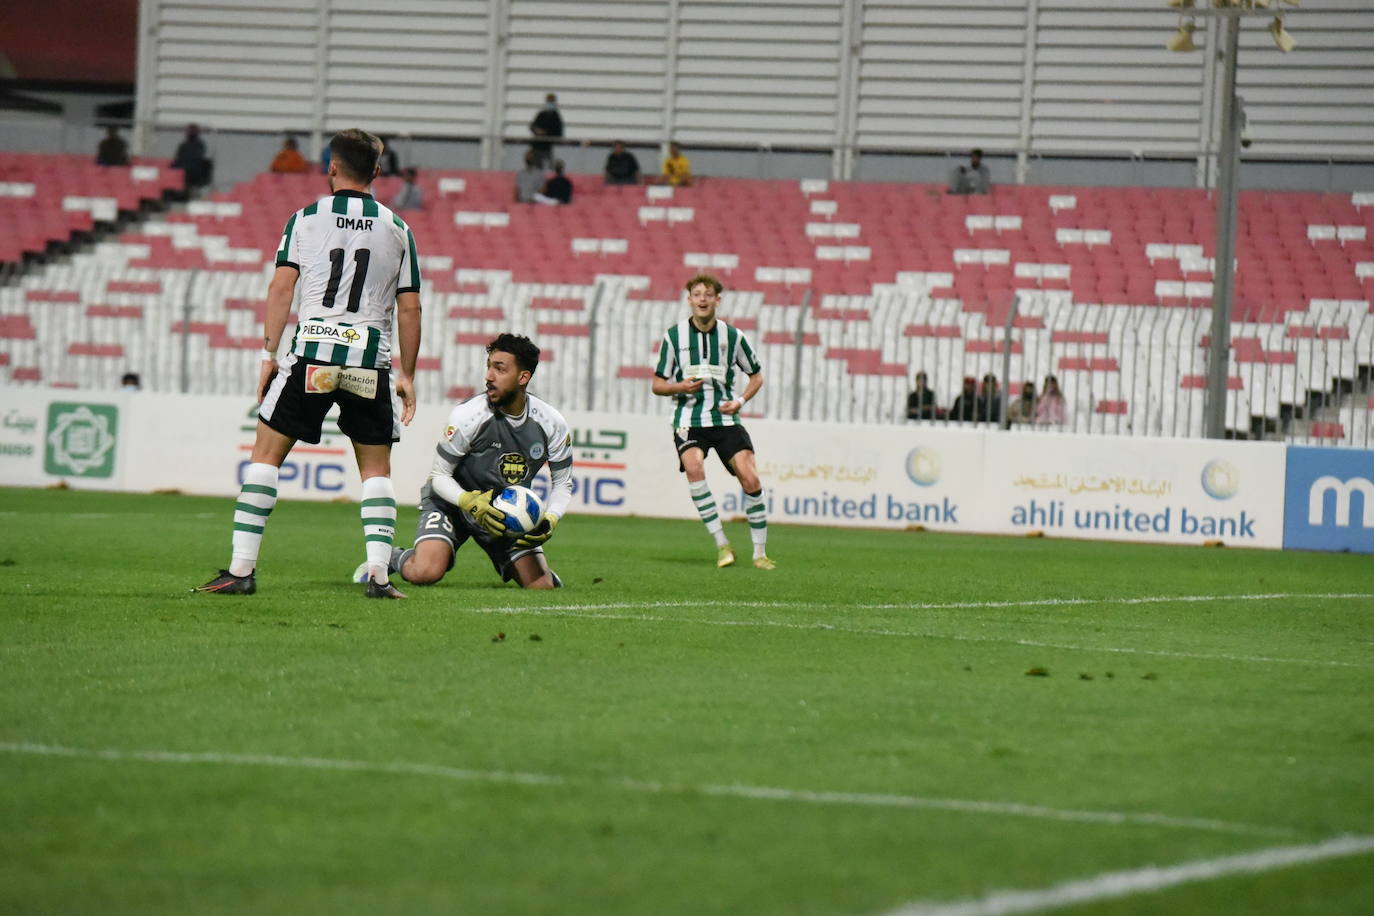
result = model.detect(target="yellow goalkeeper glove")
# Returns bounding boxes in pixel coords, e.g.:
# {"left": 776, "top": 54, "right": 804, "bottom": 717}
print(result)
{"left": 457, "top": 489, "right": 506, "bottom": 537}
{"left": 515, "top": 513, "right": 559, "bottom": 548}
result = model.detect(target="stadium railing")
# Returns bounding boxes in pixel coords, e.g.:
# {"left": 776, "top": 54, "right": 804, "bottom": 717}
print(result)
{"left": 1, "top": 162, "right": 1370, "bottom": 447}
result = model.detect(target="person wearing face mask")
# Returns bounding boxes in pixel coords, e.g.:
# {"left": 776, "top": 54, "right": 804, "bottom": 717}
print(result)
{"left": 528, "top": 92, "right": 564, "bottom": 168}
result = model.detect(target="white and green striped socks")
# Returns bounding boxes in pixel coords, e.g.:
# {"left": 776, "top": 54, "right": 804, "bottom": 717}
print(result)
{"left": 360, "top": 476, "right": 398, "bottom": 583}
{"left": 744, "top": 488, "right": 768, "bottom": 558}
{"left": 229, "top": 463, "right": 278, "bottom": 576}
{"left": 688, "top": 478, "right": 729, "bottom": 547}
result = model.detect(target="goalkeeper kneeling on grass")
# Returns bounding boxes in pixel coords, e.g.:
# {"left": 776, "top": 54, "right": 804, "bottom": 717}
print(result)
{"left": 356, "top": 333, "right": 573, "bottom": 590}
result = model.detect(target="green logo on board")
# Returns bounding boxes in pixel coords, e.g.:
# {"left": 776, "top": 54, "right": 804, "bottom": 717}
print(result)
{"left": 44, "top": 403, "right": 118, "bottom": 478}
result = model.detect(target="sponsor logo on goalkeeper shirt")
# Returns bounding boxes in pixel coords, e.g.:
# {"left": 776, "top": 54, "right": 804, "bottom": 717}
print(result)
{"left": 498, "top": 452, "right": 529, "bottom": 484}
{"left": 44, "top": 402, "right": 117, "bottom": 477}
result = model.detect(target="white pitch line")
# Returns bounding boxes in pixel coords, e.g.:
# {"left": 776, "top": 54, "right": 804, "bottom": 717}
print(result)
{"left": 469, "top": 593, "right": 1374, "bottom": 615}
{"left": 456, "top": 598, "right": 1374, "bottom": 669}
{"left": 0, "top": 741, "right": 1290, "bottom": 839}
{"left": 875, "top": 833, "right": 1374, "bottom": 916}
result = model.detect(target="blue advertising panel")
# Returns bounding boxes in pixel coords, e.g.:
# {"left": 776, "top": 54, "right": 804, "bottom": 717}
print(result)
{"left": 1283, "top": 446, "right": 1374, "bottom": 554}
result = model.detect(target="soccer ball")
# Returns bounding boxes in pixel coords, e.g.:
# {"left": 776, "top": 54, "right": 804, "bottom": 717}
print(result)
{"left": 491, "top": 485, "right": 544, "bottom": 538}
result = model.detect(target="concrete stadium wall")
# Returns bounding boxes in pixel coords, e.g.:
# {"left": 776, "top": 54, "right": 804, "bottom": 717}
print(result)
{"left": 2, "top": 386, "right": 1369, "bottom": 553}
{"left": 6, "top": 110, "right": 1374, "bottom": 195}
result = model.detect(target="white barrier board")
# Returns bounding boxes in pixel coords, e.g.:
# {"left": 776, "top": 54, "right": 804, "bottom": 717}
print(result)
{"left": 0, "top": 387, "right": 1296, "bottom": 550}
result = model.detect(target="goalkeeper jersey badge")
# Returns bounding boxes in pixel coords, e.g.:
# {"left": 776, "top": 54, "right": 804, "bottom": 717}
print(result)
{"left": 498, "top": 452, "right": 529, "bottom": 484}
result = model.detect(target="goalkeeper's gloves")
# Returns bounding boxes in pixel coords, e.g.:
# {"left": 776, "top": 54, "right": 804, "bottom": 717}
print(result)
{"left": 515, "top": 513, "right": 559, "bottom": 548}
{"left": 457, "top": 488, "right": 506, "bottom": 537}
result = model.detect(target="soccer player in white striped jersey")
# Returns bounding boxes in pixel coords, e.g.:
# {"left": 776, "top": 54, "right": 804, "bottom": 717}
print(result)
{"left": 195, "top": 128, "right": 422, "bottom": 599}
{"left": 652, "top": 273, "right": 774, "bottom": 569}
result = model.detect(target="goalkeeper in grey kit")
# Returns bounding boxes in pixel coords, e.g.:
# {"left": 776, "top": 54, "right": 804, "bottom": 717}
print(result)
{"left": 359, "top": 333, "right": 573, "bottom": 589}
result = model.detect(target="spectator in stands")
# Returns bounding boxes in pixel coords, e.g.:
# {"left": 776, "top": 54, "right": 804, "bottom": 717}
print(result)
{"left": 1035, "top": 375, "right": 1067, "bottom": 426}
{"left": 269, "top": 136, "right": 311, "bottom": 174}
{"left": 604, "top": 140, "right": 641, "bottom": 186}
{"left": 529, "top": 93, "right": 564, "bottom": 168}
{"left": 96, "top": 126, "right": 129, "bottom": 167}
{"left": 662, "top": 142, "right": 693, "bottom": 187}
{"left": 1007, "top": 381, "right": 1036, "bottom": 425}
{"left": 514, "top": 149, "right": 545, "bottom": 203}
{"left": 906, "top": 371, "right": 937, "bottom": 420}
{"left": 947, "top": 148, "right": 990, "bottom": 195}
{"left": 120, "top": 371, "right": 141, "bottom": 391}
{"left": 378, "top": 136, "right": 401, "bottom": 176}
{"left": 533, "top": 160, "right": 573, "bottom": 206}
{"left": 948, "top": 376, "right": 979, "bottom": 422}
{"left": 172, "top": 123, "right": 212, "bottom": 194}
{"left": 979, "top": 373, "right": 1002, "bottom": 423}
{"left": 391, "top": 167, "right": 423, "bottom": 210}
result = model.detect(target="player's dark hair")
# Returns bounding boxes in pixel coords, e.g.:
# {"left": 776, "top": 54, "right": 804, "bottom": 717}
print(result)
{"left": 488, "top": 333, "right": 540, "bottom": 375}
{"left": 330, "top": 128, "right": 382, "bottom": 182}
{"left": 684, "top": 272, "right": 723, "bottom": 295}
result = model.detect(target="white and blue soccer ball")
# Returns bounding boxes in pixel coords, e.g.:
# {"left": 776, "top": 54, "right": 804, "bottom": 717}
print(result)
{"left": 492, "top": 485, "right": 544, "bottom": 538}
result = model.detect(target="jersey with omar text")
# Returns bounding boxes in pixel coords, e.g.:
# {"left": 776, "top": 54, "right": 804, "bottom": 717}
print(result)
{"left": 275, "top": 189, "right": 420, "bottom": 368}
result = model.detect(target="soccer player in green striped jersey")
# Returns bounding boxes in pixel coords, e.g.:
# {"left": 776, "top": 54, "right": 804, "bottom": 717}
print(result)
{"left": 652, "top": 273, "right": 774, "bottom": 569}
{"left": 195, "top": 128, "right": 422, "bottom": 599}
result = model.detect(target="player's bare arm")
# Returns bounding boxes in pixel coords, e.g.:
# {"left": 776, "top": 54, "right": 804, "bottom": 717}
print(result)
{"left": 257, "top": 265, "right": 299, "bottom": 402}
{"left": 720, "top": 370, "right": 763, "bottom": 415}
{"left": 393, "top": 290, "right": 421, "bottom": 425}
{"left": 652, "top": 375, "right": 704, "bottom": 397}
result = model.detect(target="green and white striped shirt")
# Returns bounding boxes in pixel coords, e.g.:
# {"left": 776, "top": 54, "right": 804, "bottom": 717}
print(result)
{"left": 654, "top": 317, "right": 761, "bottom": 428}
{"left": 276, "top": 189, "right": 421, "bottom": 369}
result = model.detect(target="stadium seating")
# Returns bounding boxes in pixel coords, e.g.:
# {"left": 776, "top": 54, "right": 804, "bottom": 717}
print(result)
{"left": 0, "top": 152, "right": 182, "bottom": 267}
{"left": 1, "top": 156, "right": 1370, "bottom": 446}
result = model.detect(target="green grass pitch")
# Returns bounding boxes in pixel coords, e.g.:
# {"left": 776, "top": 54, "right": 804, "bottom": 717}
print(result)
{"left": 1, "top": 486, "right": 1372, "bottom": 915}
